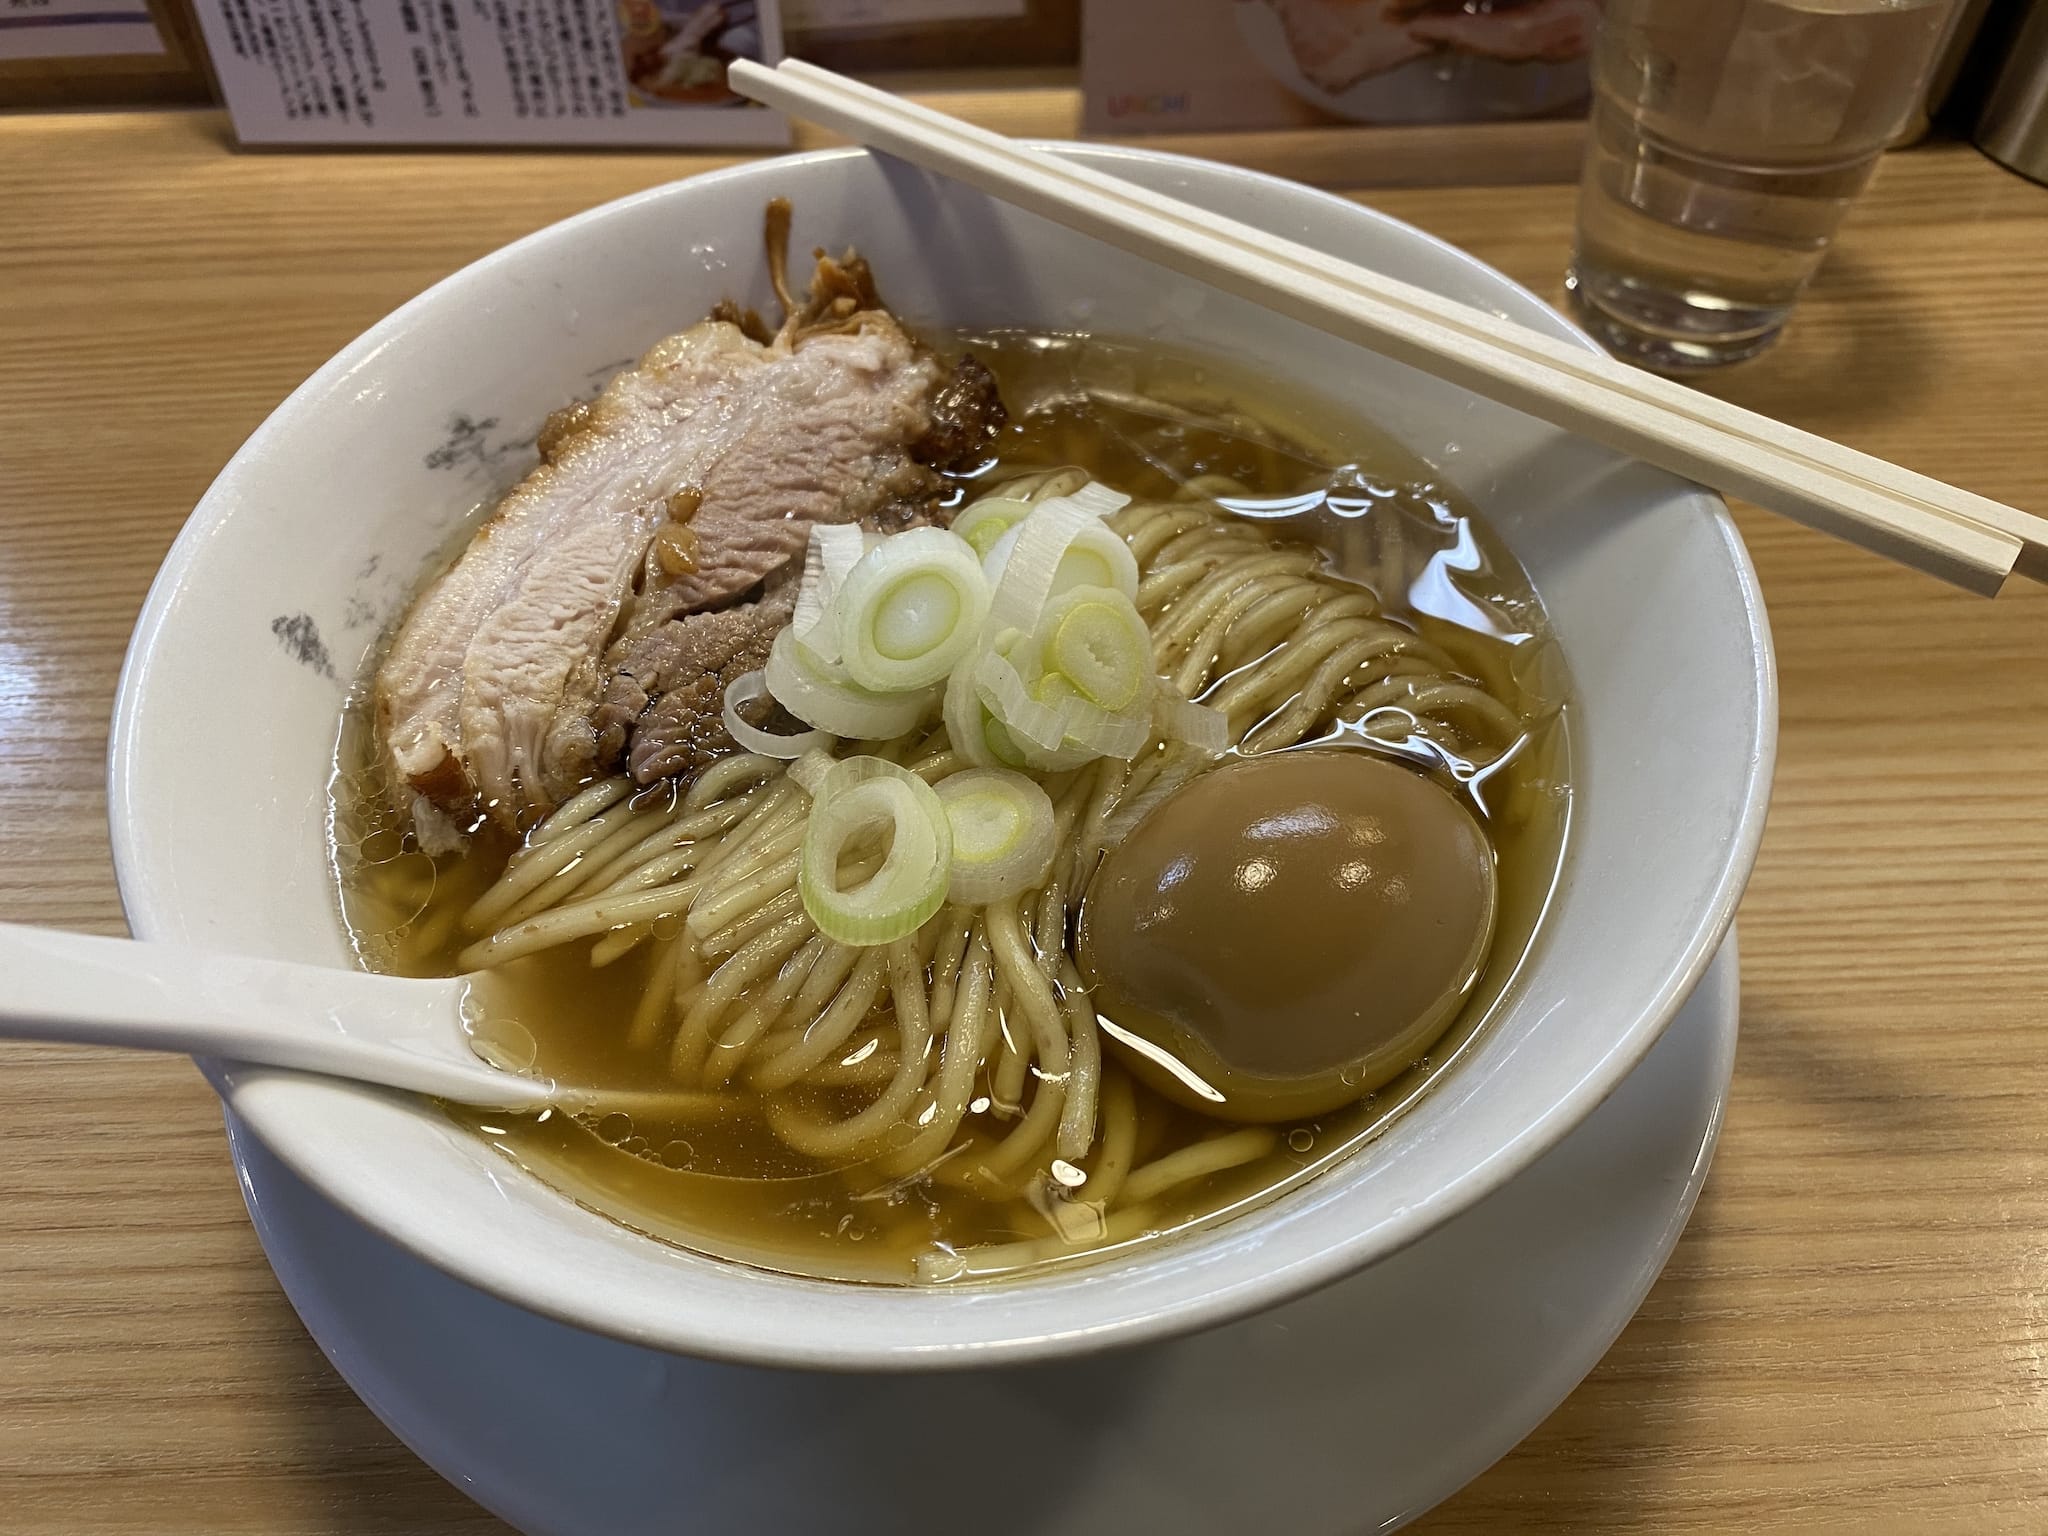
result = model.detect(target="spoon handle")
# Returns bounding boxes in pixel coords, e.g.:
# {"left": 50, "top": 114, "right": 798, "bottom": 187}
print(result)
{"left": 0, "top": 922, "right": 552, "bottom": 1110}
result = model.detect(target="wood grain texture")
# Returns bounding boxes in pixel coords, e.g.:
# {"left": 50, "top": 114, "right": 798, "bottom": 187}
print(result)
{"left": 1, "top": 97, "right": 2045, "bottom": 1534}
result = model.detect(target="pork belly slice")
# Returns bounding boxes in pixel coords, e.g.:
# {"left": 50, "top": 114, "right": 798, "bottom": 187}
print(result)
{"left": 375, "top": 196, "right": 1015, "bottom": 842}
{"left": 374, "top": 304, "right": 940, "bottom": 836}
{"left": 595, "top": 580, "right": 797, "bottom": 787}
{"left": 655, "top": 322, "right": 938, "bottom": 613}
{"left": 599, "top": 352, "right": 1007, "bottom": 789}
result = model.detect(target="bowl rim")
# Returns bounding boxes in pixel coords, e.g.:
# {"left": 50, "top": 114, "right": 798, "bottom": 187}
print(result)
{"left": 108, "top": 143, "right": 1776, "bottom": 1370}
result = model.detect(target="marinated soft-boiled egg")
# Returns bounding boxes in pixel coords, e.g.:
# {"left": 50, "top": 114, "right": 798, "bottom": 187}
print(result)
{"left": 1078, "top": 751, "right": 1498, "bottom": 1122}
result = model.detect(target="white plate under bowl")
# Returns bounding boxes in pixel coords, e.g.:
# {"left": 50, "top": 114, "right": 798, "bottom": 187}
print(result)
{"left": 233, "top": 938, "right": 1736, "bottom": 1535}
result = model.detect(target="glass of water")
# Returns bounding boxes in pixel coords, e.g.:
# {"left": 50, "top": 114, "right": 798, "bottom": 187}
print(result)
{"left": 1566, "top": 0, "right": 1963, "bottom": 370}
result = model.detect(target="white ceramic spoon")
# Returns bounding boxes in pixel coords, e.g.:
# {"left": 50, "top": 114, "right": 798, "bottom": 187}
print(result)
{"left": 0, "top": 921, "right": 554, "bottom": 1111}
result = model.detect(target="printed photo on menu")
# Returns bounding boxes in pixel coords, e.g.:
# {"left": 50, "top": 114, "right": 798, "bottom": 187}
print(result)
{"left": 191, "top": 0, "right": 789, "bottom": 147}
{"left": 1085, "top": 0, "right": 1600, "bottom": 133}
{"left": 619, "top": 0, "right": 768, "bottom": 108}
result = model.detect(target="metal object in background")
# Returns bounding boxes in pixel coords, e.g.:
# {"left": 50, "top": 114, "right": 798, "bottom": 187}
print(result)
{"left": 1895, "top": 0, "right": 1996, "bottom": 143}
{"left": 1976, "top": 0, "right": 2048, "bottom": 181}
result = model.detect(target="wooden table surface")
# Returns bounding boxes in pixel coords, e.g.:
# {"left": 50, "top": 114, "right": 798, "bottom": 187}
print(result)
{"left": 3, "top": 97, "right": 2046, "bottom": 1534}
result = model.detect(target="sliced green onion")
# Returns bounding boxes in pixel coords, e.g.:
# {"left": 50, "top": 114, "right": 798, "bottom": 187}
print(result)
{"left": 951, "top": 496, "right": 1033, "bottom": 558}
{"left": 1010, "top": 718, "right": 1097, "bottom": 772}
{"left": 765, "top": 627, "right": 935, "bottom": 741}
{"left": 971, "top": 640, "right": 1063, "bottom": 752}
{"left": 1049, "top": 701, "right": 1152, "bottom": 759}
{"left": 983, "top": 515, "right": 1139, "bottom": 607}
{"left": 792, "top": 528, "right": 839, "bottom": 642}
{"left": 1059, "top": 481, "right": 1133, "bottom": 520}
{"left": 1057, "top": 519, "right": 1140, "bottom": 600}
{"left": 1154, "top": 691, "right": 1230, "bottom": 755}
{"left": 820, "top": 524, "right": 873, "bottom": 572}
{"left": 788, "top": 746, "right": 836, "bottom": 798}
{"left": 975, "top": 646, "right": 1151, "bottom": 760}
{"left": 935, "top": 770, "right": 1056, "bottom": 904}
{"left": 799, "top": 756, "right": 952, "bottom": 946}
{"left": 944, "top": 645, "right": 1028, "bottom": 770}
{"left": 983, "top": 500, "right": 1103, "bottom": 635}
{"left": 723, "top": 670, "right": 829, "bottom": 759}
{"left": 944, "top": 634, "right": 1095, "bottom": 771}
{"left": 792, "top": 525, "right": 873, "bottom": 666}
{"left": 1038, "top": 586, "right": 1155, "bottom": 713}
{"left": 834, "top": 527, "right": 990, "bottom": 693}
{"left": 1000, "top": 719, "right": 1089, "bottom": 771}
{"left": 769, "top": 481, "right": 1152, "bottom": 779}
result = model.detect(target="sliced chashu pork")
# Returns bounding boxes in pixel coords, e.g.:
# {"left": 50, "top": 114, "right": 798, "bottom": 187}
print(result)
{"left": 600, "top": 580, "right": 797, "bottom": 787}
{"left": 598, "top": 352, "right": 1006, "bottom": 788}
{"left": 374, "top": 256, "right": 945, "bottom": 842}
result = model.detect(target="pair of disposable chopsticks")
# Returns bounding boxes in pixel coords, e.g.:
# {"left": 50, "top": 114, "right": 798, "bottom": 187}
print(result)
{"left": 731, "top": 58, "right": 2048, "bottom": 597}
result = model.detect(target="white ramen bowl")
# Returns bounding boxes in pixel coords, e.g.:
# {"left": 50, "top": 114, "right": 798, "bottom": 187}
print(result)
{"left": 109, "top": 146, "right": 1773, "bottom": 1371}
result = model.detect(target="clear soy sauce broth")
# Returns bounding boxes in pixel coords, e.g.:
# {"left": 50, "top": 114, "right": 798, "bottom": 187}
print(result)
{"left": 330, "top": 333, "right": 1573, "bottom": 1285}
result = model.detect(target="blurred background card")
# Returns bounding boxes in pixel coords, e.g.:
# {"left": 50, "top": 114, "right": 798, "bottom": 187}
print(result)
{"left": 190, "top": 0, "right": 790, "bottom": 146}
{"left": 1084, "top": 0, "right": 1598, "bottom": 134}
{"left": 785, "top": 0, "right": 1024, "bottom": 23}
{"left": 784, "top": 0, "right": 1073, "bottom": 72}
{"left": 0, "top": 0, "right": 167, "bottom": 59}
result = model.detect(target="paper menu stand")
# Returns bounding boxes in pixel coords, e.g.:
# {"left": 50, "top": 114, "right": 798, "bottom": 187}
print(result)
{"left": 189, "top": 0, "right": 791, "bottom": 147}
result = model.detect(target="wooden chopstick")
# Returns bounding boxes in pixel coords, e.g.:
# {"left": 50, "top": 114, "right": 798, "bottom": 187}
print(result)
{"left": 752, "top": 60, "right": 2046, "bottom": 594}
{"left": 772, "top": 62, "right": 2039, "bottom": 574}
{"left": 732, "top": 59, "right": 2048, "bottom": 597}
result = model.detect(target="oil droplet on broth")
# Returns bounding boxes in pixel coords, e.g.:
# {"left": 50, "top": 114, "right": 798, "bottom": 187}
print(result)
{"left": 467, "top": 1015, "right": 538, "bottom": 1074}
